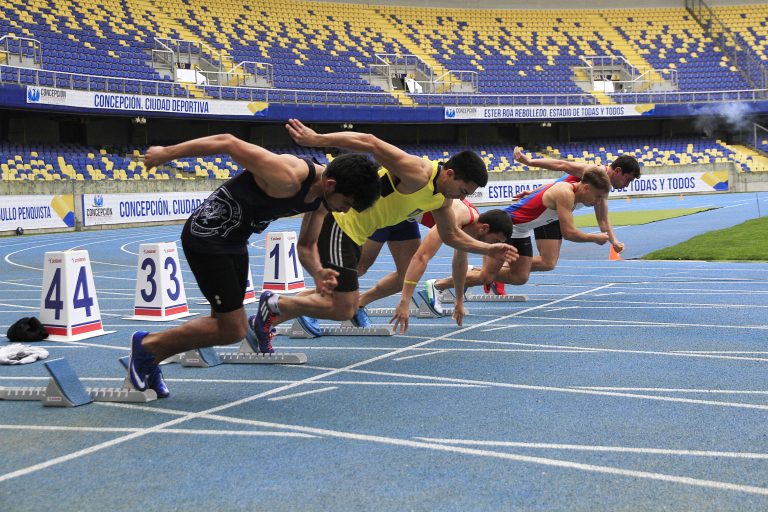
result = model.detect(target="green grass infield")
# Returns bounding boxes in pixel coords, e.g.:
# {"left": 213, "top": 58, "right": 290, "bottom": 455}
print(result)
{"left": 643, "top": 217, "right": 768, "bottom": 261}
{"left": 573, "top": 207, "right": 716, "bottom": 228}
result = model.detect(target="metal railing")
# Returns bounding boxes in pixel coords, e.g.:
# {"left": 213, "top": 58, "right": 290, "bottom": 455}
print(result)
{"left": 686, "top": 0, "right": 768, "bottom": 89}
{"left": 750, "top": 122, "right": 768, "bottom": 153}
{"left": 575, "top": 55, "right": 678, "bottom": 92}
{"left": 154, "top": 37, "right": 222, "bottom": 72}
{"left": 368, "top": 53, "right": 477, "bottom": 93}
{"left": 368, "top": 53, "right": 433, "bottom": 86}
{"left": 3, "top": 64, "right": 768, "bottom": 108}
{"left": 196, "top": 61, "right": 274, "bottom": 88}
{"left": 0, "top": 36, "right": 43, "bottom": 67}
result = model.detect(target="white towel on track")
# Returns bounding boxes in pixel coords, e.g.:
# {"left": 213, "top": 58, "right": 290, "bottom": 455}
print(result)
{"left": 0, "top": 344, "right": 50, "bottom": 365}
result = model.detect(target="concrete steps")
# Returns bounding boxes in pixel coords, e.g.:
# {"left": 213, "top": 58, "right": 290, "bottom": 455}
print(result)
{"left": 389, "top": 89, "right": 416, "bottom": 106}
{"left": 371, "top": 8, "right": 468, "bottom": 94}
{"left": 587, "top": 12, "right": 665, "bottom": 88}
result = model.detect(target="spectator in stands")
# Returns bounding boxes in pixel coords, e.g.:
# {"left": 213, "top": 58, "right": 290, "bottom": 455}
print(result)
{"left": 250, "top": 119, "right": 517, "bottom": 342}
{"left": 510, "top": 147, "right": 640, "bottom": 286}
{"left": 424, "top": 167, "right": 612, "bottom": 311}
{"left": 127, "top": 134, "right": 381, "bottom": 398}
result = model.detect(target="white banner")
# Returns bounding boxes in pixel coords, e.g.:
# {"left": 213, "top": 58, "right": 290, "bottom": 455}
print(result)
{"left": 82, "top": 192, "right": 212, "bottom": 226}
{"left": 0, "top": 195, "right": 75, "bottom": 230}
{"left": 26, "top": 86, "right": 269, "bottom": 117}
{"left": 468, "top": 171, "right": 729, "bottom": 204}
{"left": 445, "top": 104, "right": 655, "bottom": 120}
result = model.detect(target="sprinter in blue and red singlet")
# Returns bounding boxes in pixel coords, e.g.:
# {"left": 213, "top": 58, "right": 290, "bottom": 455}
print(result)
{"left": 426, "top": 166, "right": 613, "bottom": 303}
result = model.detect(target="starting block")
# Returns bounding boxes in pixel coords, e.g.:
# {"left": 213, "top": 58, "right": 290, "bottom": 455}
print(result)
{"left": 363, "top": 295, "right": 437, "bottom": 319}
{"left": 440, "top": 289, "right": 527, "bottom": 303}
{"left": 276, "top": 319, "right": 393, "bottom": 338}
{"left": 0, "top": 358, "right": 156, "bottom": 407}
{"left": 413, "top": 291, "right": 462, "bottom": 318}
{"left": 171, "top": 339, "right": 307, "bottom": 367}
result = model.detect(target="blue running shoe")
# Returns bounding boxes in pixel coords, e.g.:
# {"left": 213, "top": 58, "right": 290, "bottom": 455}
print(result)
{"left": 128, "top": 331, "right": 156, "bottom": 392}
{"left": 296, "top": 315, "right": 322, "bottom": 337}
{"left": 247, "top": 315, "right": 274, "bottom": 354}
{"left": 350, "top": 307, "right": 372, "bottom": 328}
{"left": 249, "top": 291, "right": 277, "bottom": 353}
{"left": 147, "top": 366, "right": 170, "bottom": 398}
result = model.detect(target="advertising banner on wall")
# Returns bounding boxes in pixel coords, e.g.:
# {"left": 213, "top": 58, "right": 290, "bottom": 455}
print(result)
{"left": 445, "top": 104, "right": 656, "bottom": 121}
{"left": 467, "top": 171, "right": 729, "bottom": 205}
{"left": 26, "top": 86, "right": 269, "bottom": 117}
{"left": 82, "top": 192, "right": 212, "bottom": 226}
{"left": 0, "top": 195, "right": 75, "bottom": 230}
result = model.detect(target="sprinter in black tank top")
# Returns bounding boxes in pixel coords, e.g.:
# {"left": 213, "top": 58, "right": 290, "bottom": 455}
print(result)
{"left": 126, "top": 133, "right": 380, "bottom": 398}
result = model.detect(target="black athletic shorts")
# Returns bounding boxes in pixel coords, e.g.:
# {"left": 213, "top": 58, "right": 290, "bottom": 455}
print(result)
{"left": 182, "top": 243, "right": 249, "bottom": 314}
{"left": 318, "top": 213, "right": 361, "bottom": 292}
{"left": 534, "top": 221, "right": 562, "bottom": 240}
{"left": 505, "top": 236, "right": 534, "bottom": 258}
{"left": 368, "top": 219, "right": 421, "bottom": 243}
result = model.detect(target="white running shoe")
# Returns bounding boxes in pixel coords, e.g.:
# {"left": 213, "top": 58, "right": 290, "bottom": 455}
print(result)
{"left": 425, "top": 279, "right": 445, "bottom": 315}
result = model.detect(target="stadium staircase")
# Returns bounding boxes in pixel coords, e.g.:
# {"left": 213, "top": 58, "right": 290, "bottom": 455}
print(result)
{"left": 142, "top": 0, "right": 246, "bottom": 97}
{"left": 373, "top": 8, "right": 469, "bottom": 99}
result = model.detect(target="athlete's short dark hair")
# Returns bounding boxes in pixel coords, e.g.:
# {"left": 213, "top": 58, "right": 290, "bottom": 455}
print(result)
{"left": 611, "top": 155, "right": 641, "bottom": 179}
{"left": 478, "top": 209, "right": 513, "bottom": 238}
{"left": 444, "top": 150, "right": 488, "bottom": 187}
{"left": 582, "top": 166, "right": 612, "bottom": 193}
{"left": 324, "top": 153, "right": 381, "bottom": 211}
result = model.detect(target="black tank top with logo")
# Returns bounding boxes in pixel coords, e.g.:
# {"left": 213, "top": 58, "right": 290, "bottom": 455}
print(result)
{"left": 181, "top": 158, "right": 321, "bottom": 254}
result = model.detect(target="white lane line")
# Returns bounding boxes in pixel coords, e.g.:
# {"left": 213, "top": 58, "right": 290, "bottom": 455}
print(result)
{"left": 393, "top": 350, "right": 449, "bottom": 361}
{"left": 3, "top": 232, "right": 155, "bottom": 271}
{"left": 0, "top": 303, "right": 37, "bottom": 310}
{"left": 0, "top": 281, "right": 42, "bottom": 289}
{"left": 0, "top": 283, "right": 614, "bottom": 484}
{"left": 93, "top": 403, "right": 768, "bottom": 496}
{"left": 542, "top": 306, "right": 579, "bottom": 312}
{"left": 568, "top": 299, "right": 768, "bottom": 308}
{"left": 90, "top": 261, "right": 134, "bottom": 268}
{"left": 395, "top": 336, "right": 768, "bottom": 364}
{"left": 268, "top": 386, "right": 338, "bottom": 402}
{"left": 273, "top": 346, "right": 590, "bottom": 355}
{"left": 541, "top": 305, "right": 768, "bottom": 310}
{"left": 120, "top": 235, "right": 182, "bottom": 256}
{"left": 0, "top": 375, "right": 488, "bottom": 388}
{"left": 293, "top": 364, "right": 768, "bottom": 413}
{"left": 674, "top": 351, "right": 768, "bottom": 355}
{"left": 0, "top": 424, "right": 316, "bottom": 438}
{"left": 574, "top": 386, "right": 768, "bottom": 395}
{"left": 415, "top": 437, "right": 768, "bottom": 460}
{"left": 484, "top": 316, "right": 768, "bottom": 331}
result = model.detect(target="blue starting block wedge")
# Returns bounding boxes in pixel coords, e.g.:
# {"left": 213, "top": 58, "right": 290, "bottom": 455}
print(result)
{"left": 42, "top": 358, "right": 94, "bottom": 407}
{"left": 415, "top": 290, "right": 463, "bottom": 318}
{"left": 1, "top": 358, "right": 156, "bottom": 407}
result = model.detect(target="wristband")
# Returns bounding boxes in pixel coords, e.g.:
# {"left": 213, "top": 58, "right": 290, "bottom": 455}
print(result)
{"left": 403, "top": 280, "right": 418, "bottom": 285}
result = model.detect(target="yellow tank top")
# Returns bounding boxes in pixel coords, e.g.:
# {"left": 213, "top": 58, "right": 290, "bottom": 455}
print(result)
{"left": 333, "top": 160, "right": 446, "bottom": 245}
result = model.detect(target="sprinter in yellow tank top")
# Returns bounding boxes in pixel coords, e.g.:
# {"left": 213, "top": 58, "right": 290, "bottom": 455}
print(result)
{"left": 248, "top": 119, "right": 518, "bottom": 343}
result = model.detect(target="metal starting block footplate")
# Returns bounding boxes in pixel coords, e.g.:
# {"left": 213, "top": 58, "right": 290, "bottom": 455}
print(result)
{"left": 441, "top": 290, "right": 527, "bottom": 302}
{"left": 275, "top": 319, "right": 393, "bottom": 338}
{"left": 173, "top": 340, "right": 307, "bottom": 367}
{"left": 0, "top": 358, "right": 156, "bottom": 407}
